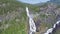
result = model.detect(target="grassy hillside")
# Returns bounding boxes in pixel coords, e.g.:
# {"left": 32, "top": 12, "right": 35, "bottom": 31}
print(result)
{"left": 0, "top": 0, "right": 40, "bottom": 34}
{"left": 0, "top": 0, "right": 28, "bottom": 34}
{"left": 0, "top": 0, "right": 26, "bottom": 14}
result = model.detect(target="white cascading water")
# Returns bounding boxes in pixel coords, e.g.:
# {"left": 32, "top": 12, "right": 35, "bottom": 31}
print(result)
{"left": 26, "top": 7, "right": 60, "bottom": 34}
{"left": 44, "top": 20, "right": 60, "bottom": 34}
{"left": 26, "top": 7, "right": 36, "bottom": 34}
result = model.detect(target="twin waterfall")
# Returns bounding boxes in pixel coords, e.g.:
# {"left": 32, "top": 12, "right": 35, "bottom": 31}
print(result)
{"left": 26, "top": 7, "right": 36, "bottom": 34}
{"left": 26, "top": 7, "right": 60, "bottom": 34}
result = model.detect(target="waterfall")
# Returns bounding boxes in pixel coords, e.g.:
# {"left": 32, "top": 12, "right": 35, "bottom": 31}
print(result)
{"left": 26, "top": 7, "right": 36, "bottom": 34}
{"left": 26, "top": 6, "right": 60, "bottom": 34}
{"left": 44, "top": 20, "right": 60, "bottom": 34}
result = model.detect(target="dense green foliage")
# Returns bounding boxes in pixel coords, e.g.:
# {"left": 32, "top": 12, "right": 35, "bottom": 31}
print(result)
{"left": 0, "top": 0, "right": 28, "bottom": 34}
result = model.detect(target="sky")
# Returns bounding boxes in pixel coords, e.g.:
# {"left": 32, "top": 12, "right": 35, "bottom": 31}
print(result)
{"left": 18, "top": 0, "right": 50, "bottom": 4}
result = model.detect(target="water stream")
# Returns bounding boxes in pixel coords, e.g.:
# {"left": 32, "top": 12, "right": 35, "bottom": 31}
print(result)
{"left": 44, "top": 20, "right": 60, "bottom": 34}
{"left": 26, "top": 7, "right": 60, "bottom": 34}
{"left": 26, "top": 7, "right": 36, "bottom": 34}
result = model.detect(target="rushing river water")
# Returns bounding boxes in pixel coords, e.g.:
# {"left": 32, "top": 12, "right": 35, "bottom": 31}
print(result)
{"left": 44, "top": 20, "right": 60, "bottom": 34}
{"left": 26, "top": 7, "right": 36, "bottom": 34}
{"left": 26, "top": 7, "right": 60, "bottom": 34}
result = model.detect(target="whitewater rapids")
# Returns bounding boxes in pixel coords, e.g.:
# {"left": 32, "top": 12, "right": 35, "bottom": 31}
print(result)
{"left": 44, "top": 20, "right": 60, "bottom": 34}
{"left": 26, "top": 7, "right": 36, "bottom": 34}
{"left": 26, "top": 7, "right": 60, "bottom": 34}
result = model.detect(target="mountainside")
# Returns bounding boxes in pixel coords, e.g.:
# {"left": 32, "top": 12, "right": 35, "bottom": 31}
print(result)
{"left": 50, "top": 0, "right": 60, "bottom": 4}
{"left": 35, "top": 3, "right": 60, "bottom": 34}
{"left": 0, "top": 0, "right": 60, "bottom": 34}
{"left": 0, "top": 0, "right": 28, "bottom": 34}
{"left": 0, "top": 0, "right": 41, "bottom": 34}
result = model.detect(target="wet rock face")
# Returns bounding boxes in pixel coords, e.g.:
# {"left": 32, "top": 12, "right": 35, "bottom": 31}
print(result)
{"left": 49, "top": 33, "right": 52, "bottom": 34}
{"left": 56, "top": 15, "right": 60, "bottom": 21}
{"left": 35, "top": 19, "right": 41, "bottom": 32}
{"left": 56, "top": 22, "right": 60, "bottom": 28}
{"left": 51, "top": 22, "right": 60, "bottom": 34}
{"left": 51, "top": 17, "right": 60, "bottom": 34}
{"left": 36, "top": 29, "right": 39, "bottom": 32}
{"left": 35, "top": 19, "right": 41, "bottom": 27}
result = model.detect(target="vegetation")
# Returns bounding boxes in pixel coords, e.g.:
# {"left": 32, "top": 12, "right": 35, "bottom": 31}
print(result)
{"left": 0, "top": 0, "right": 40, "bottom": 34}
{"left": 0, "top": 0, "right": 28, "bottom": 34}
{"left": 0, "top": 0, "right": 60, "bottom": 34}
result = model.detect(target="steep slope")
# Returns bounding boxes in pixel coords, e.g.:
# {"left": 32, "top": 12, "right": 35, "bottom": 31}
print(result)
{"left": 33, "top": 3, "right": 60, "bottom": 34}
{"left": 0, "top": 0, "right": 28, "bottom": 34}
